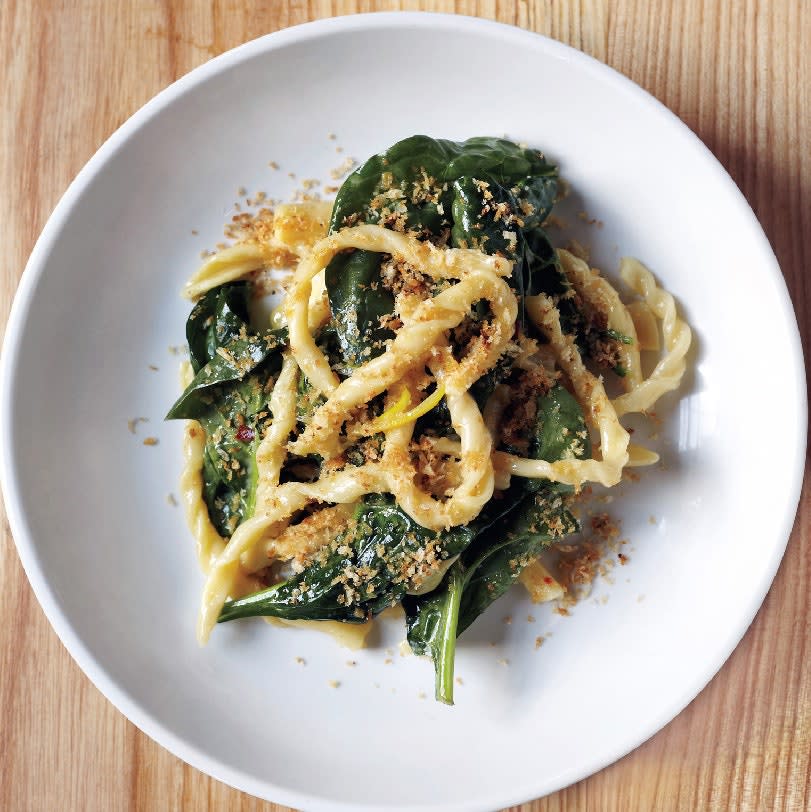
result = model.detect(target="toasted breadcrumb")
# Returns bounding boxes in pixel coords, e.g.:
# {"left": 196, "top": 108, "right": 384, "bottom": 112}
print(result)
{"left": 330, "top": 156, "right": 356, "bottom": 179}
{"left": 577, "top": 211, "right": 603, "bottom": 227}
{"left": 127, "top": 417, "right": 148, "bottom": 434}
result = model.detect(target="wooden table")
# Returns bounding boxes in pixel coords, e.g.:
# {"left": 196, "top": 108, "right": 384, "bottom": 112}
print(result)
{"left": 1, "top": 2, "right": 808, "bottom": 810}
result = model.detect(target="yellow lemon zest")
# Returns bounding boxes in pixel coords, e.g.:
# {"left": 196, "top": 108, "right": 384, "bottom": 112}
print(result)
{"left": 372, "top": 384, "right": 446, "bottom": 433}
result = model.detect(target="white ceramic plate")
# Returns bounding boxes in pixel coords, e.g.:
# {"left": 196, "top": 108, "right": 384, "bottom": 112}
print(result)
{"left": 1, "top": 13, "right": 805, "bottom": 811}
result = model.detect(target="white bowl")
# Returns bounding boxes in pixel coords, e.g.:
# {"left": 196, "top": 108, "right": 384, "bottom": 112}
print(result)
{"left": 1, "top": 13, "right": 805, "bottom": 811}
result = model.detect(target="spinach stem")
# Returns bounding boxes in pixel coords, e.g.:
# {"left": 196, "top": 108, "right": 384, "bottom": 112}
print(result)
{"left": 435, "top": 566, "right": 464, "bottom": 705}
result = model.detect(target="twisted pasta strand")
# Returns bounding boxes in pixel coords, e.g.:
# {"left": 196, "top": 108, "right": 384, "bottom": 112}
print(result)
{"left": 611, "top": 258, "right": 692, "bottom": 417}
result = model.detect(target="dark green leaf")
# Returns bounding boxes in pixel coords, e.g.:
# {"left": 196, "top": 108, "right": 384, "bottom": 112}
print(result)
{"left": 455, "top": 487, "right": 578, "bottom": 635}
{"left": 531, "top": 384, "right": 592, "bottom": 469}
{"left": 166, "top": 329, "right": 286, "bottom": 420}
{"left": 450, "top": 177, "right": 522, "bottom": 258}
{"left": 167, "top": 282, "right": 288, "bottom": 536}
{"left": 186, "top": 283, "right": 251, "bottom": 374}
{"left": 295, "top": 372, "right": 325, "bottom": 427}
{"left": 329, "top": 135, "right": 556, "bottom": 245}
{"left": 323, "top": 249, "right": 395, "bottom": 368}
{"left": 403, "top": 566, "right": 464, "bottom": 705}
{"left": 218, "top": 495, "right": 477, "bottom": 624}
{"left": 325, "top": 136, "right": 559, "bottom": 360}
{"left": 404, "top": 381, "right": 591, "bottom": 701}
{"left": 192, "top": 366, "right": 276, "bottom": 536}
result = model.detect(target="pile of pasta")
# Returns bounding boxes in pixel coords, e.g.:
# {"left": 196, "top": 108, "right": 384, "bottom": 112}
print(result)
{"left": 178, "top": 202, "right": 691, "bottom": 643}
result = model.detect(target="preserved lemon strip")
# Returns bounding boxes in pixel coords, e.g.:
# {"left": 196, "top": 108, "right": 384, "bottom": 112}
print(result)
{"left": 370, "top": 384, "right": 445, "bottom": 433}
{"left": 371, "top": 387, "right": 410, "bottom": 425}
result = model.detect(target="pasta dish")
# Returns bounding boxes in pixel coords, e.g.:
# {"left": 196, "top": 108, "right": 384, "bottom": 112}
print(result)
{"left": 167, "top": 136, "right": 691, "bottom": 703}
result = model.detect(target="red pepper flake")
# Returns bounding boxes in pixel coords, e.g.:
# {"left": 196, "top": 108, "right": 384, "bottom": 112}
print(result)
{"left": 235, "top": 424, "right": 255, "bottom": 443}
{"left": 543, "top": 576, "right": 554, "bottom": 584}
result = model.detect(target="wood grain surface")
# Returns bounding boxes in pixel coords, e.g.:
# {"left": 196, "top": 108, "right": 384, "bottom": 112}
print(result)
{"left": 1, "top": 2, "right": 808, "bottom": 810}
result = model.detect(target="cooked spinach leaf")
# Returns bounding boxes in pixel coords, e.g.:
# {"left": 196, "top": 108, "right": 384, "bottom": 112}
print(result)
{"left": 454, "top": 487, "right": 578, "bottom": 636}
{"left": 450, "top": 176, "right": 522, "bottom": 258}
{"left": 324, "top": 249, "right": 395, "bottom": 367}
{"left": 295, "top": 372, "right": 325, "bottom": 427}
{"left": 167, "top": 281, "right": 285, "bottom": 421}
{"left": 524, "top": 384, "right": 592, "bottom": 492}
{"left": 166, "top": 282, "right": 286, "bottom": 536}
{"left": 194, "top": 368, "right": 275, "bottom": 536}
{"left": 404, "top": 383, "right": 589, "bottom": 703}
{"left": 403, "top": 566, "right": 465, "bottom": 703}
{"left": 329, "top": 135, "right": 557, "bottom": 232}
{"left": 166, "top": 328, "right": 286, "bottom": 421}
{"left": 404, "top": 485, "right": 577, "bottom": 703}
{"left": 323, "top": 135, "right": 559, "bottom": 362}
{"left": 218, "top": 495, "right": 478, "bottom": 624}
{"left": 186, "top": 283, "right": 251, "bottom": 374}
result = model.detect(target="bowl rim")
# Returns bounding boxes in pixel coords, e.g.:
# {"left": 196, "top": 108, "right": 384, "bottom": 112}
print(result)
{"left": 1, "top": 11, "right": 806, "bottom": 811}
